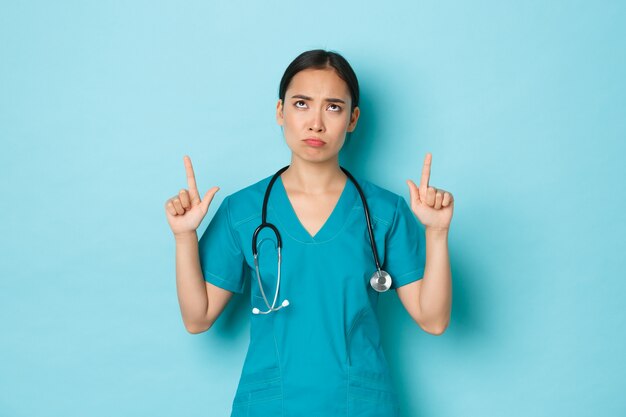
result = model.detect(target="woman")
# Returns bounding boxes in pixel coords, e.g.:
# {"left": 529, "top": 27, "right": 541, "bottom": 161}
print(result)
{"left": 165, "top": 49, "right": 453, "bottom": 417}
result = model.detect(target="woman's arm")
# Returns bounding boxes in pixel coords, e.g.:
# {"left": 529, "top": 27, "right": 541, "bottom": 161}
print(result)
{"left": 164, "top": 155, "right": 233, "bottom": 334}
{"left": 175, "top": 231, "right": 233, "bottom": 334}
{"left": 399, "top": 152, "right": 454, "bottom": 335}
{"left": 396, "top": 228, "right": 451, "bottom": 335}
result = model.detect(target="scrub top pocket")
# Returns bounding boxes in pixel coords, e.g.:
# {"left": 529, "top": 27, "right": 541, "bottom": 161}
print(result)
{"left": 346, "top": 308, "right": 400, "bottom": 416}
{"left": 347, "top": 367, "right": 400, "bottom": 417}
{"left": 231, "top": 366, "right": 283, "bottom": 416}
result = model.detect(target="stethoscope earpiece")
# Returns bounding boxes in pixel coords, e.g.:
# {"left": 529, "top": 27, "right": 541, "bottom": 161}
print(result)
{"left": 251, "top": 299, "right": 290, "bottom": 315}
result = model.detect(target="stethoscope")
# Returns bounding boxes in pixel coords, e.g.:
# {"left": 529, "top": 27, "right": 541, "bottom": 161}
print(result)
{"left": 251, "top": 165, "right": 393, "bottom": 315}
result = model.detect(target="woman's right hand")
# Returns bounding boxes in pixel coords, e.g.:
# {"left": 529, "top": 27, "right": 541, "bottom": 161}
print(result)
{"left": 165, "top": 155, "right": 220, "bottom": 237}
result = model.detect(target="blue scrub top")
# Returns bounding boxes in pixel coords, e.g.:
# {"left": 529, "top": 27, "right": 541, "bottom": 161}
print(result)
{"left": 198, "top": 172, "right": 426, "bottom": 417}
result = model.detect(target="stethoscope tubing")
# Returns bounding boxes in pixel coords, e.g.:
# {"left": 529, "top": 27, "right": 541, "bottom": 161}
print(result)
{"left": 252, "top": 165, "right": 379, "bottom": 263}
{"left": 339, "top": 166, "right": 383, "bottom": 273}
{"left": 251, "top": 165, "right": 391, "bottom": 314}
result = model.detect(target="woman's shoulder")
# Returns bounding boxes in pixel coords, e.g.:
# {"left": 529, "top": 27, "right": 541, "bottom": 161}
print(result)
{"left": 228, "top": 173, "right": 274, "bottom": 201}
{"left": 218, "top": 172, "right": 275, "bottom": 227}
{"left": 353, "top": 176, "right": 406, "bottom": 226}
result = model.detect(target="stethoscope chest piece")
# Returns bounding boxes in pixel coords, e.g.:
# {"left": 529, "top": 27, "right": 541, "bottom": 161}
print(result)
{"left": 370, "top": 270, "right": 392, "bottom": 292}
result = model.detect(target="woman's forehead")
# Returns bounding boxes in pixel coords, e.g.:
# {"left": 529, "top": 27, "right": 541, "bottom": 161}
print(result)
{"left": 285, "top": 68, "right": 350, "bottom": 99}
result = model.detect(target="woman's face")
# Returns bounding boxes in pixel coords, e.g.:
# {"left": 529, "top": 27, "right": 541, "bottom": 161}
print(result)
{"left": 276, "top": 67, "right": 360, "bottom": 165}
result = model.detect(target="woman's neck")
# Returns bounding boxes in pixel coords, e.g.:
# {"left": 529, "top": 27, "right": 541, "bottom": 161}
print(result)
{"left": 281, "top": 156, "right": 346, "bottom": 194}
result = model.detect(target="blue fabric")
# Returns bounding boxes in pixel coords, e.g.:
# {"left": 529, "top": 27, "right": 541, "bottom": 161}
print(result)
{"left": 198, "top": 195, "right": 246, "bottom": 294}
{"left": 197, "top": 173, "right": 426, "bottom": 417}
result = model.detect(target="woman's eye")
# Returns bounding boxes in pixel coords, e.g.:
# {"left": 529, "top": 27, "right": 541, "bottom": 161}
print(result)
{"left": 328, "top": 104, "right": 341, "bottom": 112}
{"left": 294, "top": 100, "right": 307, "bottom": 108}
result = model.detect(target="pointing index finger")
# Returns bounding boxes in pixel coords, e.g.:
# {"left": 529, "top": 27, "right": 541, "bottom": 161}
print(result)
{"left": 183, "top": 155, "right": 201, "bottom": 201}
{"left": 420, "top": 152, "right": 432, "bottom": 189}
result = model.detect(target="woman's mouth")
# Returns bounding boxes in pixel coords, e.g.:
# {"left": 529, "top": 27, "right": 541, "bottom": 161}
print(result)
{"left": 303, "top": 138, "right": 326, "bottom": 147}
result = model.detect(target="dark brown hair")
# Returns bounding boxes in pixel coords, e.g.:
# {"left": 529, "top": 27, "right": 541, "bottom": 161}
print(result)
{"left": 278, "top": 49, "right": 360, "bottom": 111}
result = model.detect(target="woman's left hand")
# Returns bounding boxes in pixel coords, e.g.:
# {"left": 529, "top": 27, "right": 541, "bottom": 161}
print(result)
{"left": 406, "top": 153, "right": 454, "bottom": 231}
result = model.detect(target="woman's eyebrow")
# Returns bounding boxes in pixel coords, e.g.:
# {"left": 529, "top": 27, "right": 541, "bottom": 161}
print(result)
{"left": 291, "top": 94, "right": 346, "bottom": 104}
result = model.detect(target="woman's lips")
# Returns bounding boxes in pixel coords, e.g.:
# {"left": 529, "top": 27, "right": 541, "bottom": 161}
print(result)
{"left": 303, "top": 139, "right": 325, "bottom": 147}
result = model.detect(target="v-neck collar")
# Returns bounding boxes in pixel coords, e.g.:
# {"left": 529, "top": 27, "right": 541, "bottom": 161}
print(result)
{"left": 268, "top": 174, "right": 358, "bottom": 244}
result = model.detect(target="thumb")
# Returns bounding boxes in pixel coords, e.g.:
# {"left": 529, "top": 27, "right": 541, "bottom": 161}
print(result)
{"left": 406, "top": 179, "right": 420, "bottom": 204}
{"left": 201, "top": 186, "right": 220, "bottom": 213}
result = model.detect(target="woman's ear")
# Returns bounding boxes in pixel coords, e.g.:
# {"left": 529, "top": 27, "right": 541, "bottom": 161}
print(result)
{"left": 276, "top": 99, "right": 284, "bottom": 126}
{"left": 347, "top": 106, "right": 360, "bottom": 132}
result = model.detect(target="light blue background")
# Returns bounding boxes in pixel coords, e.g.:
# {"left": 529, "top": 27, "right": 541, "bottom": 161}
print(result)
{"left": 1, "top": 1, "right": 625, "bottom": 416}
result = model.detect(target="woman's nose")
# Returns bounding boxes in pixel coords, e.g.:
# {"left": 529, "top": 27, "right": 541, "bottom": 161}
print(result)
{"left": 308, "top": 109, "right": 325, "bottom": 132}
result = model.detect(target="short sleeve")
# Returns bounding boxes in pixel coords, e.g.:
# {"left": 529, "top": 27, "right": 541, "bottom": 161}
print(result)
{"left": 197, "top": 196, "right": 246, "bottom": 293}
{"left": 384, "top": 196, "right": 426, "bottom": 289}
